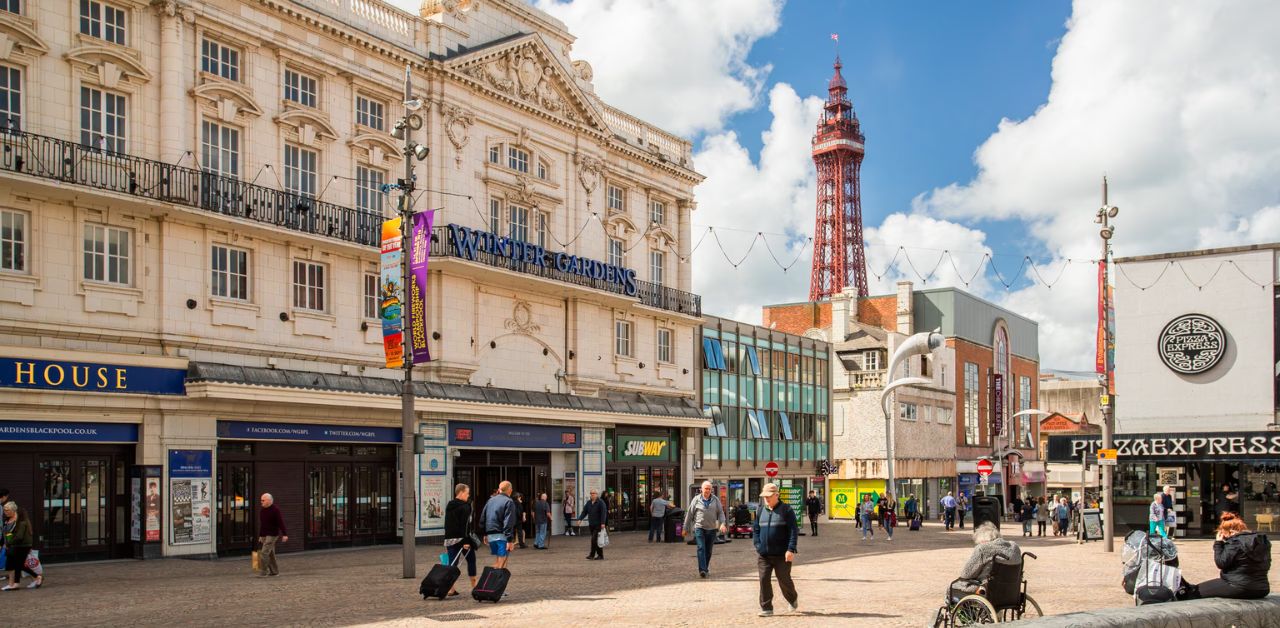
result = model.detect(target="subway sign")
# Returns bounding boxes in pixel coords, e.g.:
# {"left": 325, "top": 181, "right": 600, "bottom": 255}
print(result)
{"left": 618, "top": 435, "right": 672, "bottom": 461}
{"left": 0, "top": 357, "right": 186, "bottom": 395}
{"left": 447, "top": 223, "right": 639, "bottom": 296}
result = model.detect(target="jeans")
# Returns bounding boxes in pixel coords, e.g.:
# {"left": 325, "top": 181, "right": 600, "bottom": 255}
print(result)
{"left": 564, "top": 513, "right": 575, "bottom": 535}
{"left": 757, "top": 554, "right": 797, "bottom": 611}
{"left": 695, "top": 528, "right": 717, "bottom": 573}
{"left": 535, "top": 523, "right": 548, "bottom": 548}
{"left": 1022, "top": 519, "right": 1033, "bottom": 535}
{"left": 886, "top": 517, "right": 894, "bottom": 539}
{"left": 648, "top": 516, "right": 664, "bottom": 542}
{"left": 258, "top": 536, "right": 279, "bottom": 575}
{"left": 945, "top": 508, "right": 956, "bottom": 529}
{"left": 446, "top": 543, "right": 478, "bottom": 577}
{"left": 860, "top": 514, "right": 874, "bottom": 539}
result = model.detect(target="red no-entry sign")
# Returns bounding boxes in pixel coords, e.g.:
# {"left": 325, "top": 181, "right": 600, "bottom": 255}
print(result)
{"left": 764, "top": 461, "right": 779, "bottom": 478}
{"left": 976, "top": 459, "right": 994, "bottom": 476}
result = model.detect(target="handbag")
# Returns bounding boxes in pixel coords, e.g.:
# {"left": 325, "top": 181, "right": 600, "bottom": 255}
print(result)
{"left": 25, "top": 549, "right": 41, "bottom": 576}
{"left": 597, "top": 528, "right": 611, "bottom": 548}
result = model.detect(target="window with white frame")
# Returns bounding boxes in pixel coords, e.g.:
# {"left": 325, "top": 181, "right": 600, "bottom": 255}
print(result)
{"left": 614, "top": 320, "right": 632, "bottom": 357}
{"left": 862, "top": 350, "right": 880, "bottom": 371}
{"left": 292, "top": 260, "right": 326, "bottom": 312}
{"left": 489, "top": 198, "right": 501, "bottom": 233}
{"left": 607, "top": 184, "right": 625, "bottom": 213}
{"left": 284, "top": 144, "right": 317, "bottom": 197}
{"left": 899, "top": 402, "right": 918, "bottom": 421}
{"left": 509, "top": 205, "right": 529, "bottom": 242}
{"left": 657, "top": 328, "right": 672, "bottom": 363}
{"left": 0, "top": 65, "right": 20, "bottom": 131}
{"left": 507, "top": 146, "right": 529, "bottom": 173}
{"left": 80, "top": 86, "right": 126, "bottom": 153}
{"left": 0, "top": 209, "right": 27, "bottom": 273}
{"left": 536, "top": 212, "right": 548, "bottom": 248}
{"left": 210, "top": 244, "right": 249, "bottom": 301}
{"left": 649, "top": 199, "right": 665, "bottom": 225}
{"left": 608, "top": 238, "right": 624, "bottom": 268}
{"left": 80, "top": 0, "right": 126, "bottom": 46}
{"left": 488, "top": 145, "right": 500, "bottom": 164}
{"left": 964, "top": 362, "right": 980, "bottom": 445}
{"left": 356, "top": 165, "right": 385, "bottom": 214}
{"left": 937, "top": 406, "right": 953, "bottom": 425}
{"left": 83, "top": 224, "right": 130, "bottom": 285}
{"left": 356, "top": 95, "right": 385, "bottom": 131}
{"left": 1, "top": 0, "right": 19, "bottom": 15}
{"left": 201, "top": 120, "right": 240, "bottom": 178}
{"left": 363, "top": 272, "right": 378, "bottom": 319}
{"left": 200, "top": 39, "right": 240, "bottom": 82}
{"left": 649, "top": 250, "right": 664, "bottom": 286}
{"left": 283, "top": 69, "right": 318, "bottom": 108}
{"left": 537, "top": 161, "right": 547, "bottom": 180}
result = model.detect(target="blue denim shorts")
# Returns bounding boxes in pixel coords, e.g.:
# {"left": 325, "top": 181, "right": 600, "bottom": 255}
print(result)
{"left": 487, "top": 534, "right": 509, "bottom": 556}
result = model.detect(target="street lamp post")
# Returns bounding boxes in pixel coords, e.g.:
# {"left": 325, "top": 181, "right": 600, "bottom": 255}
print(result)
{"left": 1096, "top": 176, "right": 1119, "bottom": 553}
{"left": 879, "top": 331, "right": 944, "bottom": 496}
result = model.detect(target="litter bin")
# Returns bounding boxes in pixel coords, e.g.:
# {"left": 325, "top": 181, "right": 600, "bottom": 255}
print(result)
{"left": 971, "top": 495, "right": 1002, "bottom": 530}
{"left": 664, "top": 508, "right": 684, "bottom": 543}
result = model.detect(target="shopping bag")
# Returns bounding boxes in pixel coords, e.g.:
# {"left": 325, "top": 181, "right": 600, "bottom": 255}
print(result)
{"left": 251, "top": 550, "right": 262, "bottom": 573}
{"left": 25, "top": 549, "right": 41, "bottom": 576}
{"left": 597, "top": 528, "right": 611, "bottom": 548}
{"left": 439, "top": 552, "right": 450, "bottom": 566}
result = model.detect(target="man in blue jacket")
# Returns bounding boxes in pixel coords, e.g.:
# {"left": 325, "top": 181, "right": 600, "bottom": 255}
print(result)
{"left": 481, "top": 480, "right": 518, "bottom": 569}
{"left": 753, "top": 483, "right": 799, "bottom": 617}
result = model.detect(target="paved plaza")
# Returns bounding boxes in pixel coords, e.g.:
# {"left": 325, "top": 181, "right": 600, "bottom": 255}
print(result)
{"left": 9, "top": 521, "right": 1277, "bottom": 627}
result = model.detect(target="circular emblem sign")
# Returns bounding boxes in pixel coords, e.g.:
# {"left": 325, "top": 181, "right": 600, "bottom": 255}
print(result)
{"left": 1159, "top": 314, "right": 1227, "bottom": 375}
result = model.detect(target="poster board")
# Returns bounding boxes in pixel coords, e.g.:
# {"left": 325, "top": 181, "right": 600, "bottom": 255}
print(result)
{"left": 780, "top": 483, "right": 805, "bottom": 526}
{"left": 419, "top": 475, "right": 446, "bottom": 531}
{"left": 1081, "top": 508, "right": 1104, "bottom": 541}
{"left": 168, "top": 450, "right": 212, "bottom": 545}
{"left": 130, "top": 478, "right": 141, "bottom": 542}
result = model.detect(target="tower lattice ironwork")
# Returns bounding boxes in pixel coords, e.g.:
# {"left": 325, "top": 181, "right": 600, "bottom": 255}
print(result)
{"left": 809, "top": 56, "right": 867, "bottom": 301}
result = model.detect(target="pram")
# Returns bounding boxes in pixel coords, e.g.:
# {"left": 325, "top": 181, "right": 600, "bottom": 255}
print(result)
{"left": 729, "top": 504, "right": 753, "bottom": 538}
{"left": 1121, "top": 530, "right": 1182, "bottom": 604}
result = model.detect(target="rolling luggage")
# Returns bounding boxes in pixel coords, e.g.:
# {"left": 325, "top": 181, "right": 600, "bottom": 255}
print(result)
{"left": 420, "top": 548, "right": 466, "bottom": 600}
{"left": 909, "top": 514, "right": 922, "bottom": 531}
{"left": 472, "top": 566, "right": 511, "bottom": 602}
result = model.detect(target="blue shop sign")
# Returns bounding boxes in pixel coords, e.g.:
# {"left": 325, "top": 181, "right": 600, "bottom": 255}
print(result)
{"left": 449, "top": 421, "right": 581, "bottom": 449}
{"left": 217, "top": 421, "right": 400, "bottom": 443}
{"left": 958, "top": 472, "right": 1002, "bottom": 484}
{"left": 168, "top": 449, "right": 212, "bottom": 478}
{"left": 0, "top": 420, "right": 138, "bottom": 442}
{"left": 0, "top": 357, "right": 185, "bottom": 395}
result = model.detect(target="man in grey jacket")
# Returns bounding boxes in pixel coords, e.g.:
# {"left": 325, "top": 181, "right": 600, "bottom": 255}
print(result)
{"left": 481, "top": 480, "right": 518, "bottom": 569}
{"left": 683, "top": 481, "right": 727, "bottom": 578}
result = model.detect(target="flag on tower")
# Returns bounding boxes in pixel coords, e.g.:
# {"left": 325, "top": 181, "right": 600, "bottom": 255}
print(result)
{"left": 830, "top": 33, "right": 839, "bottom": 42}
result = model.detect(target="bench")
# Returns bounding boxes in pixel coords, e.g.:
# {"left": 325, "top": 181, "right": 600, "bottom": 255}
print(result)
{"left": 1002, "top": 595, "right": 1280, "bottom": 627}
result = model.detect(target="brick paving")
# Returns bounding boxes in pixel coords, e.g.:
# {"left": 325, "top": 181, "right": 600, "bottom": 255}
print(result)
{"left": 5, "top": 521, "right": 1277, "bottom": 627}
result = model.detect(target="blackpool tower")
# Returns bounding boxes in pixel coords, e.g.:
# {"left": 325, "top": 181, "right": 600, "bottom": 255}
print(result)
{"left": 808, "top": 56, "right": 868, "bottom": 301}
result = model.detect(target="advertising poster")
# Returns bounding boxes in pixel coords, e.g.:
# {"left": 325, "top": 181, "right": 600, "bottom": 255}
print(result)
{"left": 780, "top": 483, "right": 805, "bottom": 526}
{"left": 170, "top": 478, "right": 212, "bottom": 545}
{"left": 380, "top": 217, "right": 404, "bottom": 368}
{"left": 420, "top": 446, "right": 446, "bottom": 475}
{"left": 145, "top": 478, "right": 161, "bottom": 542}
{"left": 419, "top": 475, "right": 446, "bottom": 531}
{"left": 407, "top": 211, "right": 435, "bottom": 363}
{"left": 130, "top": 478, "right": 141, "bottom": 542}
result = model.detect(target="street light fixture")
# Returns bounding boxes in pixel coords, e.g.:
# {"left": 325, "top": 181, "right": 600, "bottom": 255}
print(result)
{"left": 879, "top": 331, "right": 944, "bottom": 496}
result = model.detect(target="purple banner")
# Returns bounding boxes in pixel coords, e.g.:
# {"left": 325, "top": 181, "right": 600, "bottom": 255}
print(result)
{"left": 407, "top": 211, "right": 435, "bottom": 363}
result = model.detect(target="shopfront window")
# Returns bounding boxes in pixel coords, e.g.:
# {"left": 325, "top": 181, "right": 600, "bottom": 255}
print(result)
{"left": 1115, "top": 463, "right": 1159, "bottom": 503}
{"left": 1243, "top": 464, "right": 1280, "bottom": 530}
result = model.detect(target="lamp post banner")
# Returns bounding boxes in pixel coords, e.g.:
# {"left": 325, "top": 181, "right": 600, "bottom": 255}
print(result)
{"left": 408, "top": 211, "right": 435, "bottom": 363}
{"left": 380, "top": 217, "right": 404, "bottom": 368}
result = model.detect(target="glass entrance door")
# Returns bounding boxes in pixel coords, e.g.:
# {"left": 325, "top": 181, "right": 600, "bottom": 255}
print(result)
{"left": 37, "top": 456, "right": 113, "bottom": 561}
{"left": 350, "top": 463, "right": 395, "bottom": 540}
{"left": 307, "top": 463, "right": 349, "bottom": 544}
{"left": 217, "top": 462, "right": 255, "bottom": 553}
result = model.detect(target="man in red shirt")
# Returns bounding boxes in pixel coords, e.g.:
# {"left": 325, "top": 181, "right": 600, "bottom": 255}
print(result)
{"left": 258, "top": 493, "right": 288, "bottom": 576}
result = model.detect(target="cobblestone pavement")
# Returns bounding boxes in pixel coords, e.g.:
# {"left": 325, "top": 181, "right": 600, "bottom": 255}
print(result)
{"left": 7, "top": 521, "right": 1278, "bottom": 627}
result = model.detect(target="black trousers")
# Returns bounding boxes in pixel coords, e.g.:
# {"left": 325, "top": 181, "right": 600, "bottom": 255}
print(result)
{"left": 1182, "top": 578, "right": 1269, "bottom": 600}
{"left": 588, "top": 524, "right": 603, "bottom": 558}
{"left": 809, "top": 515, "right": 819, "bottom": 536}
{"left": 757, "top": 554, "right": 797, "bottom": 611}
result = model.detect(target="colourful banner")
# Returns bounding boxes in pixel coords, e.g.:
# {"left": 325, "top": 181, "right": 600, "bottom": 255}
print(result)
{"left": 407, "top": 211, "right": 435, "bottom": 363}
{"left": 1096, "top": 261, "right": 1106, "bottom": 374}
{"left": 380, "top": 218, "right": 404, "bottom": 368}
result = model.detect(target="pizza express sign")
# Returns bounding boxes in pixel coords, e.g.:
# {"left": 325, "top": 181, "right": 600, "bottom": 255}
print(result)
{"left": 1158, "top": 314, "right": 1227, "bottom": 375}
{"left": 1048, "top": 432, "right": 1280, "bottom": 462}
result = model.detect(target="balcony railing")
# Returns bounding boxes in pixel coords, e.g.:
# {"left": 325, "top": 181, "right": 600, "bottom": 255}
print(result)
{"left": 0, "top": 129, "right": 381, "bottom": 247}
{"left": 430, "top": 226, "right": 701, "bottom": 317}
{"left": 848, "top": 370, "right": 885, "bottom": 390}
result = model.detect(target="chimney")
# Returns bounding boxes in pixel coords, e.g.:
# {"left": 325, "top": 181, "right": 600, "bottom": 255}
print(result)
{"left": 896, "top": 281, "right": 914, "bottom": 335}
{"left": 831, "top": 290, "right": 850, "bottom": 343}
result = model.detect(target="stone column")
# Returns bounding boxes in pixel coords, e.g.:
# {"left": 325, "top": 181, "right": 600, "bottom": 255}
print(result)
{"left": 156, "top": 1, "right": 194, "bottom": 161}
{"left": 677, "top": 198, "right": 693, "bottom": 292}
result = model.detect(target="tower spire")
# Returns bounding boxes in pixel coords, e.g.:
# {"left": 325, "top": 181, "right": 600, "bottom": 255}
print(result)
{"left": 809, "top": 54, "right": 867, "bottom": 301}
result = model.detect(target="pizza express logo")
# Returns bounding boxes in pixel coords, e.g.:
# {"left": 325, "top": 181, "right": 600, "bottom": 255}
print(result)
{"left": 1158, "top": 314, "right": 1227, "bottom": 375}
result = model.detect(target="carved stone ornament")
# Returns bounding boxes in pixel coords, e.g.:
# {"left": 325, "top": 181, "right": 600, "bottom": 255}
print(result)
{"left": 505, "top": 301, "right": 541, "bottom": 335}
{"left": 572, "top": 60, "right": 593, "bottom": 84}
{"left": 153, "top": 0, "right": 197, "bottom": 23}
{"left": 576, "top": 154, "right": 602, "bottom": 202}
{"left": 442, "top": 104, "right": 475, "bottom": 168}
{"left": 514, "top": 174, "right": 536, "bottom": 207}
{"left": 461, "top": 43, "right": 568, "bottom": 120}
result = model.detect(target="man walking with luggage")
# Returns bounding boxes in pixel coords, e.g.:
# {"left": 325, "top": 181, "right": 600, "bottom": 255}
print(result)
{"left": 754, "top": 483, "right": 799, "bottom": 617}
{"left": 684, "top": 481, "right": 727, "bottom": 578}
{"left": 258, "top": 493, "right": 288, "bottom": 577}
{"left": 648, "top": 490, "right": 670, "bottom": 543}
{"left": 805, "top": 491, "right": 822, "bottom": 537}
{"left": 482, "top": 481, "right": 518, "bottom": 570}
{"left": 578, "top": 489, "right": 607, "bottom": 560}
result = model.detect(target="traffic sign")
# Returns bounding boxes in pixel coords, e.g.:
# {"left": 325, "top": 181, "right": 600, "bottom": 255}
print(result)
{"left": 764, "top": 461, "right": 779, "bottom": 478}
{"left": 976, "top": 459, "right": 994, "bottom": 476}
{"left": 1097, "top": 449, "right": 1118, "bottom": 466}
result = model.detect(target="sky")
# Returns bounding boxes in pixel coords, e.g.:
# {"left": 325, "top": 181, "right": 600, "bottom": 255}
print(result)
{"left": 388, "top": 0, "right": 1280, "bottom": 370}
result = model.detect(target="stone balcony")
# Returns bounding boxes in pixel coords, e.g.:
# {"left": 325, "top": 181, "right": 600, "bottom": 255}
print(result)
{"left": 848, "top": 369, "right": 886, "bottom": 390}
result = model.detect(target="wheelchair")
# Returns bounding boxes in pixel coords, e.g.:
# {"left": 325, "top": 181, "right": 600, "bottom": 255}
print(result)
{"left": 932, "top": 552, "right": 1042, "bottom": 626}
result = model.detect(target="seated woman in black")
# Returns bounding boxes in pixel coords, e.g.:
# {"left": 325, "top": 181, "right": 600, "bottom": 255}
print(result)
{"left": 1183, "top": 512, "right": 1271, "bottom": 600}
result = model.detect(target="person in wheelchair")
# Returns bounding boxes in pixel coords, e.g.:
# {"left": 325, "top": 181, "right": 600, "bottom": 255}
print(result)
{"left": 950, "top": 523, "right": 1022, "bottom": 601}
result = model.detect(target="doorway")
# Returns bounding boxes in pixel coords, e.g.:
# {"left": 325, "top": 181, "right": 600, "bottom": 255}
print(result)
{"left": 454, "top": 450, "right": 550, "bottom": 539}
{"left": 36, "top": 454, "right": 118, "bottom": 562}
{"left": 217, "top": 461, "right": 255, "bottom": 554}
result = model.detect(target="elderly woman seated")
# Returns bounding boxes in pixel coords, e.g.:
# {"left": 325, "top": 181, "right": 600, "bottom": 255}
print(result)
{"left": 950, "top": 522, "right": 1022, "bottom": 600}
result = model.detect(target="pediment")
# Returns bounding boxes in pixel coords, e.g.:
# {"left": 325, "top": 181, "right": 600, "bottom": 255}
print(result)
{"left": 0, "top": 13, "right": 50, "bottom": 60}
{"left": 274, "top": 107, "right": 338, "bottom": 144}
{"left": 64, "top": 44, "right": 152, "bottom": 86}
{"left": 646, "top": 226, "right": 677, "bottom": 247}
{"left": 191, "top": 80, "right": 264, "bottom": 121}
{"left": 347, "top": 132, "right": 402, "bottom": 164}
{"left": 446, "top": 34, "right": 608, "bottom": 134}
{"left": 604, "top": 213, "right": 638, "bottom": 237}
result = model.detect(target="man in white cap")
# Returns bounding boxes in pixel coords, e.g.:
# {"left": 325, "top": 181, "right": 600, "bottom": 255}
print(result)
{"left": 753, "top": 483, "right": 799, "bottom": 617}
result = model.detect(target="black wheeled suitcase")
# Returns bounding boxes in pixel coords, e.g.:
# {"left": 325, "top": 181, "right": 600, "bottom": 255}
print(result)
{"left": 909, "top": 515, "right": 922, "bottom": 531}
{"left": 472, "top": 566, "right": 511, "bottom": 602}
{"left": 420, "top": 549, "right": 465, "bottom": 600}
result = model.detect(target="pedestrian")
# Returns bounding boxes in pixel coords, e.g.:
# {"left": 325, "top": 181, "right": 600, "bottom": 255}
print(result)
{"left": 859, "top": 494, "right": 875, "bottom": 541}
{"left": 882, "top": 491, "right": 898, "bottom": 542}
{"left": 481, "top": 480, "right": 517, "bottom": 570}
{"left": 1035, "top": 496, "right": 1048, "bottom": 536}
{"left": 957, "top": 493, "right": 968, "bottom": 529}
{"left": 683, "top": 481, "right": 727, "bottom": 578}
{"left": 1055, "top": 497, "right": 1070, "bottom": 537}
{"left": 941, "top": 492, "right": 957, "bottom": 531}
{"left": 577, "top": 489, "right": 607, "bottom": 560}
{"left": 753, "top": 483, "right": 799, "bottom": 617}
{"left": 1179, "top": 512, "right": 1272, "bottom": 600}
{"left": 1, "top": 502, "right": 40, "bottom": 590}
{"left": 1010, "top": 494, "right": 1024, "bottom": 521}
{"left": 1149, "top": 492, "right": 1167, "bottom": 537}
{"left": 950, "top": 523, "right": 1022, "bottom": 598}
{"left": 443, "top": 483, "right": 479, "bottom": 597}
{"left": 257, "top": 493, "right": 287, "bottom": 577}
{"left": 648, "top": 490, "right": 669, "bottom": 543}
{"left": 904, "top": 494, "right": 919, "bottom": 521}
{"left": 563, "top": 490, "right": 577, "bottom": 536}
{"left": 514, "top": 493, "right": 528, "bottom": 549}
{"left": 805, "top": 490, "right": 822, "bottom": 537}
{"left": 533, "top": 492, "right": 551, "bottom": 549}
{"left": 1019, "top": 499, "right": 1035, "bottom": 537}
{"left": 1162, "top": 485, "right": 1177, "bottom": 536}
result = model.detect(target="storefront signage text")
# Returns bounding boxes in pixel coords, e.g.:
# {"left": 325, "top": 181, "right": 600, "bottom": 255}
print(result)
{"left": 448, "top": 421, "right": 582, "bottom": 449}
{"left": 617, "top": 436, "right": 671, "bottom": 461}
{"left": 1158, "top": 314, "right": 1227, "bottom": 375}
{"left": 1048, "top": 432, "right": 1280, "bottom": 462}
{"left": 447, "top": 224, "right": 639, "bottom": 296}
{"left": 0, "top": 420, "right": 138, "bottom": 442}
{"left": 168, "top": 449, "right": 212, "bottom": 478}
{"left": 0, "top": 357, "right": 185, "bottom": 395}
{"left": 216, "top": 421, "right": 401, "bottom": 444}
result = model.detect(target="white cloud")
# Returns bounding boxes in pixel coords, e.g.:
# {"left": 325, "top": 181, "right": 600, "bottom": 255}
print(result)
{"left": 864, "top": 214, "right": 995, "bottom": 297}
{"left": 533, "top": 0, "right": 783, "bottom": 137}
